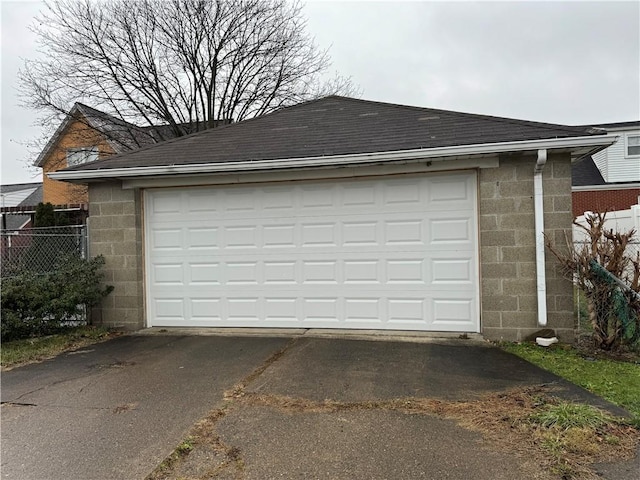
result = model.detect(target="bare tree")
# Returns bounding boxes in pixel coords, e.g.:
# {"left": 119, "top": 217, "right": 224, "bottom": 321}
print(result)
{"left": 20, "top": 0, "right": 356, "bottom": 145}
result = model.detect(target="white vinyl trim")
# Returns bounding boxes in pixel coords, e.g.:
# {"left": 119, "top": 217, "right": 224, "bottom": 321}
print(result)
{"left": 50, "top": 134, "right": 617, "bottom": 181}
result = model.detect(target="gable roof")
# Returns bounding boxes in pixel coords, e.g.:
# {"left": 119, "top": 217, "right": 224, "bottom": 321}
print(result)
{"left": 34, "top": 103, "right": 162, "bottom": 167}
{"left": 52, "top": 96, "right": 615, "bottom": 180}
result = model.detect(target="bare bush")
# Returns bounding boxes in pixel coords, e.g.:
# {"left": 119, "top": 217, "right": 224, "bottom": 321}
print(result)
{"left": 547, "top": 212, "right": 640, "bottom": 350}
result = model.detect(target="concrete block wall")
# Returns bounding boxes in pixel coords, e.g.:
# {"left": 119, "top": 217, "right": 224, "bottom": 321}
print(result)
{"left": 479, "top": 152, "right": 575, "bottom": 341}
{"left": 88, "top": 181, "right": 145, "bottom": 330}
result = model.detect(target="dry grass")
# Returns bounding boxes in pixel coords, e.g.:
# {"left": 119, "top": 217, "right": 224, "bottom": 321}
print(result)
{"left": 148, "top": 384, "right": 639, "bottom": 480}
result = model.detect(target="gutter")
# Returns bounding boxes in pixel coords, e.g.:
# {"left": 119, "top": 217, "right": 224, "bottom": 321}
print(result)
{"left": 534, "top": 149, "right": 548, "bottom": 327}
{"left": 49, "top": 134, "right": 617, "bottom": 182}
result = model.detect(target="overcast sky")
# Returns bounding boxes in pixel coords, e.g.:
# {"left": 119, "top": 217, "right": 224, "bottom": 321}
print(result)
{"left": 1, "top": 0, "right": 639, "bottom": 185}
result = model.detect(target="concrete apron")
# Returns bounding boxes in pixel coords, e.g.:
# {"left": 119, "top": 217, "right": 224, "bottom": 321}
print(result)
{"left": 135, "top": 326, "right": 485, "bottom": 344}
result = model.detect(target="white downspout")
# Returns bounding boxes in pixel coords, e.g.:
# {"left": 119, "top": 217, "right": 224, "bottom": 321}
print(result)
{"left": 534, "top": 149, "right": 547, "bottom": 327}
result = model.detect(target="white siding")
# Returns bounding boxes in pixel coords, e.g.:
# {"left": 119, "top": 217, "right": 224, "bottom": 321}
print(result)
{"left": 595, "top": 129, "right": 640, "bottom": 183}
{"left": 591, "top": 149, "right": 608, "bottom": 181}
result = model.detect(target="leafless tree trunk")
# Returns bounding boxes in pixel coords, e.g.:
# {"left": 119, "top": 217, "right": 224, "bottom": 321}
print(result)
{"left": 20, "top": 0, "right": 356, "bottom": 148}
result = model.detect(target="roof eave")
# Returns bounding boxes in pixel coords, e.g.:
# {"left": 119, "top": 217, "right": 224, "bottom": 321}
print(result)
{"left": 49, "top": 134, "right": 618, "bottom": 183}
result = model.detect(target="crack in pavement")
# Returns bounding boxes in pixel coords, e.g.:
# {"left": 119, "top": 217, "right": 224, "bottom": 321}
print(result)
{"left": 146, "top": 337, "right": 301, "bottom": 480}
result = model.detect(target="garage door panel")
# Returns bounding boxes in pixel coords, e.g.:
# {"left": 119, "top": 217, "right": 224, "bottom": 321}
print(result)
{"left": 145, "top": 172, "right": 479, "bottom": 331}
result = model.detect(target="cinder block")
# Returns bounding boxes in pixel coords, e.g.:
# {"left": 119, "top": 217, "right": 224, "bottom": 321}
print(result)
{"left": 113, "top": 269, "right": 139, "bottom": 282}
{"left": 89, "top": 204, "right": 101, "bottom": 216}
{"left": 481, "top": 278, "right": 502, "bottom": 296}
{"left": 123, "top": 202, "right": 136, "bottom": 215}
{"left": 499, "top": 213, "right": 534, "bottom": 230}
{"left": 480, "top": 182, "right": 497, "bottom": 199}
{"left": 482, "top": 294, "right": 518, "bottom": 311}
{"left": 546, "top": 311, "right": 575, "bottom": 329}
{"left": 543, "top": 178, "right": 571, "bottom": 196}
{"left": 100, "top": 202, "right": 124, "bottom": 216}
{"left": 503, "top": 278, "right": 536, "bottom": 295}
{"left": 482, "top": 262, "right": 518, "bottom": 278}
{"left": 113, "top": 215, "right": 136, "bottom": 228}
{"left": 553, "top": 195, "right": 572, "bottom": 213}
{"left": 545, "top": 212, "right": 573, "bottom": 229}
{"left": 481, "top": 230, "right": 516, "bottom": 247}
{"left": 123, "top": 229, "right": 139, "bottom": 244}
{"left": 515, "top": 162, "right": 536, "bottom": 181}
{"left": 113, "top": 296, "right": 140, "bottom": 309}
{"left": 480, "top": 246, "right": 499, "bottom": 263}
{"left": 89, "top": 243, "right": 113, "bottom": 256}
{"left": 89, "top": 185, "right": 113, "bottom": 203}
{"left": 514, "top": 196, "right": 535, "bottom": 212}
{"left": 480, "top": 198, "right": 516, "bottom": 215}
{"left": 554, "top": 294, "right": 575, "bottom": 313}
{"left": 517, "top": 262, "right": 537, "bottom": 279}
{"left": 113, "top": 242, "right": 138, "bottom": 256}
{"left": 501, "top": 312, "right": 537, "bottom": 329}
{"left": 110, "top": 185, "right": 134, "bottom": 202}
{"left": 88, "top": 216, "right": 113, "bottom": 230}
{"left": 482, "top": 327, "right": 519, "bottom": 342}
{"left": 551, "top": 157, "right": 572, "bottom": 179}
{"left": 480, "top": 166, "right": 516, "bottom": 182}
{"left": 499, "top": 181, "right": 534, "bottom": 198}
{"left": 515, "top": 230, "right": 536, "bottom": 246}
{"left": 517, "top": 295, "right": 538, "bottom": 311}
{"left": 99, "top": 229, "right": 125, "bottom": 243}
{"left": 480, "top": 214, "right": 498, "bottom": 230}
{"left": 481, "top": 311, "right": 502, "bottom": 328}
{"left": 501, "top": 246, "right": 536, "bottom": 263}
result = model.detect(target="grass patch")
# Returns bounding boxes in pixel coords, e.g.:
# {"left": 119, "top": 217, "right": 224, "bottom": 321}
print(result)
{"left": 1, "top": 326, "right": 117, "bottom": 369}
{"left": 502, "top": 342, "right": 640, "bottom": 419}
{"left": 531, "top": 402, "right": 610, "bottom": 430}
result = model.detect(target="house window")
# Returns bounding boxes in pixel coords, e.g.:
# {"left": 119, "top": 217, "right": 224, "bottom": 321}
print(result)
{"left": 627, "top": 135, "right": 640, "bottom": 157}
{"left": 67, "top": 147, "right": 99, "bottom": 166}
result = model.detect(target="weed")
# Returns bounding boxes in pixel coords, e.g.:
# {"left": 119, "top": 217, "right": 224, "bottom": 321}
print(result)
{"left": 1, "top": 326, "right": 116, "bottom": 369}
{"left": 530, "top": 402, "right": 610, "bottom": 430}
{"left": 176, "top": 437, "right": 195, "bottom": 455}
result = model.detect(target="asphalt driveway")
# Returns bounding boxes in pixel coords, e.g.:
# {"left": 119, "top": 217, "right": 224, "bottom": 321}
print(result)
{"left": 1, "top": 334, "right": 634, "bottom": 479}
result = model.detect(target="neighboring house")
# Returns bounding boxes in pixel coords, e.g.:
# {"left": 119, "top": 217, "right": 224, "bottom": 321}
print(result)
{"left": 50, "top": 96, "right": 616, "bottom": 341}
{"left": 0, "top": 182, "right": 43, "bottom": 266}
{"left": 572, "top": 121, "right": 640, "bottom": 217}
{"left": 36, "top": 103, "right": 230, "bottom": 206}
{"left": 35, "top": 103, "right": 163, "bottom": 205}
{"left": 0, "top": 182, "right": 43, "bottom": 230}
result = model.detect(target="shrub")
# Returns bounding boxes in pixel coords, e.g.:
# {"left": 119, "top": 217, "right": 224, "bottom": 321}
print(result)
{"left": 547, "top": 213, "right": 640, "bottom": 351}
{"left": 1, "top": 255, "right": 113, "bottom": 341}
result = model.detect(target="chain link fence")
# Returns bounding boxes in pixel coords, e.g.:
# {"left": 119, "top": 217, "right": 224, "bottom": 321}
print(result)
{"left": 573, "top": 240, "right": 640, "bottom": 346}
{"left": 1, "top": 225, "right": 87, "bottom": 278}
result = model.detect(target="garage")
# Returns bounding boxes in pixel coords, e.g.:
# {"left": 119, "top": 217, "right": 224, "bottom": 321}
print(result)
{"left": 144, "top": 171, "right": 480, "bottom": 332}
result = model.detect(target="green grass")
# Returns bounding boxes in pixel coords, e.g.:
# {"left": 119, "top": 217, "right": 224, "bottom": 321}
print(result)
{"left": 1, "top": 326, "right": 113, "bottom": 369}
{"left": 530, "top": 402, "right": 610, "bottom": 430}
{"left": 502, "top": 343, "right": 640, "bottom": 419}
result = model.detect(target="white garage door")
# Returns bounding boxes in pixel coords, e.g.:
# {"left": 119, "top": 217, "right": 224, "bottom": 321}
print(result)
{"left": 144, "top": 172, "right": 479, "bottom": 332}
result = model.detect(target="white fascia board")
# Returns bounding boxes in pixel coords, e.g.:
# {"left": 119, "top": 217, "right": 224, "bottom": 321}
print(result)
{"left": 122, "top": 158, "right": 499, "bottom": 189}
{"left": 572, "top": 183, "right": 640, "bottom": 192}
{"left": 48, "top": 134, "right": 618, "bottom": 182}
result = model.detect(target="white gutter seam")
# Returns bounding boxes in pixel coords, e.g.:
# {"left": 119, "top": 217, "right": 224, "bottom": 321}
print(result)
{"left": 48, "top": 134, "right": 618, "bottom": 181}
{"left": 534, "top": 149, "right": 548, "bottom": 327}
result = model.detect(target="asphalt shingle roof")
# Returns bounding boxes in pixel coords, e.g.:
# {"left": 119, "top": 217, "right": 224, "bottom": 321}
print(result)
{"left": 571, "top": 156, "right": 606, "bottom": 187}
{"left": 64, "top": 96, "right": 599, "bottom": 173}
